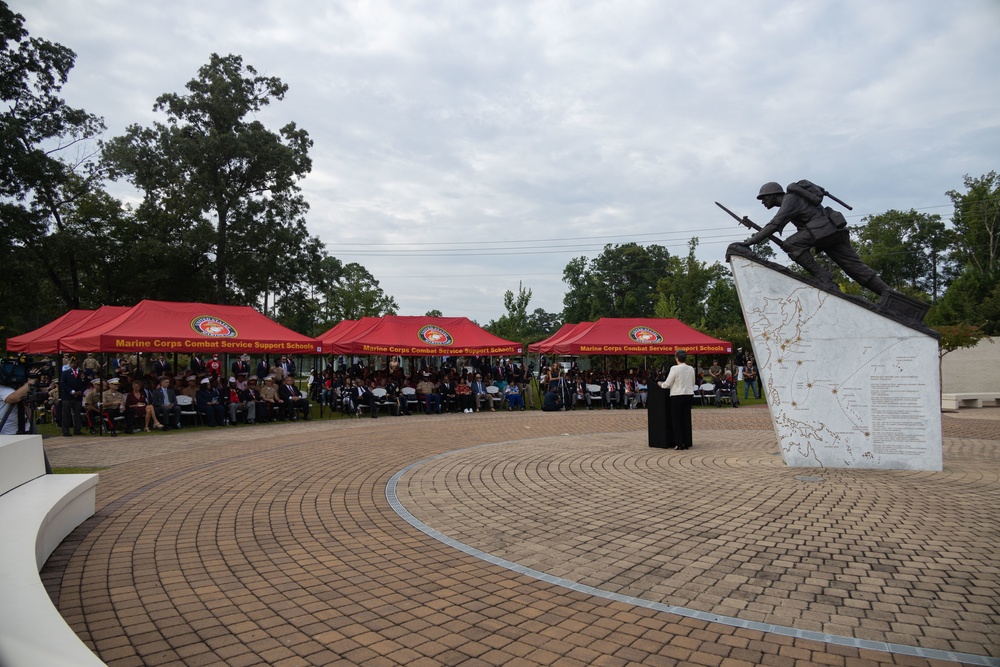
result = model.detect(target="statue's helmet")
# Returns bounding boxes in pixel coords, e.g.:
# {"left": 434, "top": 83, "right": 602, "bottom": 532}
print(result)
{"left": 756, "top": 182, "right": 784, "bottom": 200}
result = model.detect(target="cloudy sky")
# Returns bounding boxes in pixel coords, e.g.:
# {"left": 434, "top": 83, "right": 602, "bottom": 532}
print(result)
{"left": 17, "top": 0, "right": 1000, "bottom": 323}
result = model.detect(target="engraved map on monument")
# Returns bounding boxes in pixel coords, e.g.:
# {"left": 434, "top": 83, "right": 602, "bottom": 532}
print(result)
{"left": 742, "top": 279, "right": 934, "bottom": 469}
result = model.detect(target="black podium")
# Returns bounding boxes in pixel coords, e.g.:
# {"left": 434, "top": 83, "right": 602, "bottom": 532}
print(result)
{"left": 646, "top": 382, "right": 674, "bottom": 448}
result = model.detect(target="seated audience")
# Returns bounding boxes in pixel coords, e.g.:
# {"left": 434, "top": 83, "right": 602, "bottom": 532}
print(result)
{"left": 244, "top": 376, "right": 268, "bottom": 422}
{"left": 455, "top": 379, "right": 474, "bottom": 413}
{"left": 504, "top": 382, "right": 524, "bottom": 411}
{"left": 152, "top": 376, "right": 183, "bottom": 429}
{"left": 226, "top": 377, "right": 256, "bottom": 424}
{"left": 127, "top": 379, "right": 165, "bottom": 432}
{"left": 260, "top": 376, "right": 281, "bottom": 419}
{"left": 196, "top": 378, "right": 226, "bottom": 427}
{"left": 279, "top": 375, "right": 311, "bottom": 420}
{"left": 416, "top": 373, "right": 441, "bottom": 414}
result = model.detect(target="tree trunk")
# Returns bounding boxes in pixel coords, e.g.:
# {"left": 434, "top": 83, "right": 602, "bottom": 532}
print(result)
{"left": 216, "top": 204, "right": 228, "bottom": 303}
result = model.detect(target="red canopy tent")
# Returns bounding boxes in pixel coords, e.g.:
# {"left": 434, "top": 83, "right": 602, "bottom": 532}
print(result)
{"left": 6, "top": 309, "right": 95, "bottom": 353}
{"left": 326, "top": 315, "right": 522, "bottom": 357}
{"left": 548, "top": 318, "right": 731, "bottom": 356}
{"left": 316, "top": 319, "right": 356, "bottom": 348}
{"left": 6, "top": 306, "right": 137, "bottom": 354}
{"left": 528, "top": 322, "right": 594, "bottom": 355}
{"left": 316, "top": 317, "right": 381, "bottom": 351}
{"left": 59, "top": 300, "right": 322, "bottom": 355}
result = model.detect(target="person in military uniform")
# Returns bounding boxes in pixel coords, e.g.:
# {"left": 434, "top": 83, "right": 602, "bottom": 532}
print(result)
{"left": 737, "top": 181, "right": 889, "bottom": 296}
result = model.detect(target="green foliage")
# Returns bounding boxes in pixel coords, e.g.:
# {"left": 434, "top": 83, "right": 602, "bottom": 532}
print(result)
{"left": 655, "top": 238, "right": 727, "bottom": 327}
{"left": 0, "top": 1, "right": 106, "bottom": 324}
{"left": 317, "top": 261, "right": 399, "bottom": 324}
{"left": 103, "top": 53, "right": 315, "bottom": 304}
{"left": 527, "top": 308, "right": 561, "bottom": 340}
{"left": 424, "top": 309, "right": 443, "bottom": 317}
{"left": 934, "top": 323, "right": 988, "bottom": 355}
{"left": 0, "top": 15, "right": 403, "bottom": 342}
{"left": 487, "top": 282, "right": 532, "bottom": 343}
{"left": 702, "top": 277, "right": 743, "bottom": 332}
{"left": 487, "top": 283, "right": 561, "bottom": 344}
{"left": 562, "top": 242, "right": 671, "bottom": 321}
{"left": 932, "top": 172, "right": 1000, "bottom": 333}
{"left": 948, "top": 172, "right": 1000, "bottom": 277}
{"left": 932, "top": 323, "right": 991, "bottom": 394}
{"left": 854, "top": 209, "right": 955, "bottom": 301}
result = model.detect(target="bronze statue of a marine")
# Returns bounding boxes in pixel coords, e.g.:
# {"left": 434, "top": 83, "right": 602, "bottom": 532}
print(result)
{"left": 730, "top": 180, "right": 889, "bottom": 296}
{"left": 720, "top": 180, "right": 932, "bottom": 327}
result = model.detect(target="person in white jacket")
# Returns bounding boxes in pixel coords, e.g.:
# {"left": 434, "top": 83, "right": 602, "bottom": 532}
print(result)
{"left": 659, "top": 349, "right": 696, "bottom": 450}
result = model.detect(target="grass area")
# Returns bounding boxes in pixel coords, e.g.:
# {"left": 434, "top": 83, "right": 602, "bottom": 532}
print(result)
{"left": 35, "top": 402, "right": 352, "bottom": 437}
{"left": 52, "top": 467, "right": 107, "bottom": 474}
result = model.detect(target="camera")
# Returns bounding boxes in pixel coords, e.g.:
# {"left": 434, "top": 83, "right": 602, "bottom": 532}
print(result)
{"left": 1, "top": 354, "right": 42, "bottom": 387}
{"left": 0, "top": 355, "right": 49, "bottom": 402}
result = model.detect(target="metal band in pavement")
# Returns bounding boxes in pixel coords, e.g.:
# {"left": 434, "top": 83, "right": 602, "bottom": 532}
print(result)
{"left": 386, "top": 445, "right": 1000, "bottom": 667}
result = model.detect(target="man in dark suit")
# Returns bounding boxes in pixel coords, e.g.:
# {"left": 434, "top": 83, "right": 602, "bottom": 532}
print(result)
{"left": 278, "top": 375, "right": 310, "bottom": 420}
{"left": 469, "top": 374, "right": 491, "bottom": 412}
{"left": 348, "top": 377, "right": 378, "bottom": 419}
{"left": 231, "top": 354, "right": 251, "bottom": 378}
{"left": 255, "top": 357, "right": 270, "bottom": 381}
{"left": 279, "top": 355, "right": 296, "bottom": 379}
{"left": 190, "top": 354, "right": 205, "bottom": 375}
{"left": 151, "top": 376, "right": 182, "bottom": 429}
{"left": 153, "top": 354, "right": 172, "bottom": 376}
{"left": 60, "top": 356, "right": 86, "bottom": 436}
{"left": 602, "top": 377, "right": 621, "bottom": 409}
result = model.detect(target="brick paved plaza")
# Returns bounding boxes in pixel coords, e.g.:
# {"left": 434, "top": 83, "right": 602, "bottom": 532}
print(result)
{"left": 42, "top": 406, "right": 999, "bottom": 666}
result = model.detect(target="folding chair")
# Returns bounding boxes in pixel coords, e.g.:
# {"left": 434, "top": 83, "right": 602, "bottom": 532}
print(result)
{"left": 401, "top": 387, "right": 420, "bottom": 414}
{"left": 698, "top": 383, "right": 716, "bottom": 406}
{"left": 586, "top": 384, "right": 603, "bottom": 408}
{"left": 485, "top": 386, "right": 504, "bottom": 411}
{"left": 372, "top": 388, "right": 395, "bottom": 415}
{"left": 176, "top": 395, "right": 201, "bottom": 426}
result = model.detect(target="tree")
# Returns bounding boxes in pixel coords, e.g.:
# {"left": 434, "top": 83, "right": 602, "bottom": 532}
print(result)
{"left": 932, "top": 172, "right": 1000, "bottom": 332}
{"left": 702, "top": 277, "right": 743, "bottom": 333}
{"left": 562, "top": 243, "right": 672, "bottom": 321}
{"left": 103, "top": 53, "right": 313, "bottom": 303}
{"left": 487, "top": 282, "right": 532, "bottom": 343}
{"left": 0, "top": 1, "right": 105, "bottom": 326}
{"left": 854, "top": 209, "right": 955, "bottom": 301}
{"left": 526, "top": 308, "right": 561, "bottom": 342}
{"left": 934, "top": 324, "right": 990, "bottom": 395}
{"left": 424, "top": 310, "right": 443, "bottom": 317}
{"left": 948, "top": 172, "right": 1000, "bottom": 279}
{"left": 655, "top": 238, "right": 726, "bottom": 327}
{"left": 319, "top": 262, "right": 399, "bottom": 323}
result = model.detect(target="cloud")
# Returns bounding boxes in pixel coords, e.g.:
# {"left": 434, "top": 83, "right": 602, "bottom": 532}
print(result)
{"left": 19, "top": 0, "right": 1000, "bottom": 322}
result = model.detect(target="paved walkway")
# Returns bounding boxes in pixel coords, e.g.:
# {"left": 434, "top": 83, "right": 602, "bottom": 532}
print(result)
{"left": 41, "top": 406, "right": 999, "bottom": 666}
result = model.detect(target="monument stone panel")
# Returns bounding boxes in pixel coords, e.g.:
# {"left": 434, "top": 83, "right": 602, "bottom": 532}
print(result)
{"left": 729, "top": 252, "right": 942, "bottom": 471}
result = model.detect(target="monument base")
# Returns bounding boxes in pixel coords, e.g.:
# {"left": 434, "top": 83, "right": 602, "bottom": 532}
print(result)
{"left": 728, "top": 246, "right": 942, "bottom": 471}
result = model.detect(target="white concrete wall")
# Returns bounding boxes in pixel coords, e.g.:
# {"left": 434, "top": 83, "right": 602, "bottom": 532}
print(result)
{"left": 941, "top": 337, "right": 999, "bottom": 393}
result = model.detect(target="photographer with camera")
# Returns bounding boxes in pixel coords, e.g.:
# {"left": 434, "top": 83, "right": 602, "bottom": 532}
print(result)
{"left": 0, "top": 354, "right": 50, "bottom": 436}
{"left": 0, "top": 375, "right": 37, "bottom": 435}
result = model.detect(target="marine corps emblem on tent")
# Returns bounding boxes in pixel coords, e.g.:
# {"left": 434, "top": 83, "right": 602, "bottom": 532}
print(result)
{"left": 191, "top": 316, "right": 238, "bottom": 338}
{"left": 418, "top": 325, "right": 453, "bottom": 346}
{"left": 629, "top": 326, "right": 663, "bottom": 344}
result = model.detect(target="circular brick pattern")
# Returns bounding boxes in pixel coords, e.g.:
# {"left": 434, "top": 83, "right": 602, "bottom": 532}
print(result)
{"left": 41, "top": 407, "right": 999, "bottom": 666}
{"left": 395, "top": 429, "right": 1000, "bottom": 658}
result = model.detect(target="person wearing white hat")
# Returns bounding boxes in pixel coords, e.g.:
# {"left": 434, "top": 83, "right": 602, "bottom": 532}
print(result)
{"left": 83, "top": 379, "right": 104, "bottom": 427}
{"left": 196, "top": 377, "right": 225, "bottom": 427}
{"left": 98, "top": 379, "right": 126, "bottom": 435}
